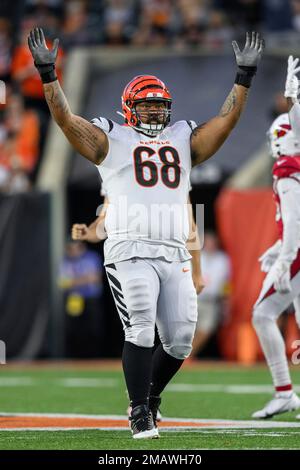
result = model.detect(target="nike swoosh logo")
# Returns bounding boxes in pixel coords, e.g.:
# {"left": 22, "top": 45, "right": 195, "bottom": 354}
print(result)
{"left": 277, "top": 160, "right": 286, "bottom": 165}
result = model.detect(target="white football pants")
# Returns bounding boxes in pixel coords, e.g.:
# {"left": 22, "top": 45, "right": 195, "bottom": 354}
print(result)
{"left": 105, "top": 257, "right": 198, "bottom": 360}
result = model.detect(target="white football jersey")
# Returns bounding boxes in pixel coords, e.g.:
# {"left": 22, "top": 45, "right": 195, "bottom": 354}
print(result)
{"left": 92, "top": 117, "right": 197, "bottom": 265}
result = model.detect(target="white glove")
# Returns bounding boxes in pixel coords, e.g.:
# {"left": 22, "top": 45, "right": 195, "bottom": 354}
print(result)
{"left": 258, "top": 240, "right": 282, "bottom": 273}
{"left": 284, "top": 55, "right": 300, "bottom": 100}
{"left": 273, "top": 259, "right": 292, "bottom": 294}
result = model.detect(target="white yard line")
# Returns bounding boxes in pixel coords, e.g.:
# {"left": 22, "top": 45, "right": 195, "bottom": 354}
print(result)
{"left": 59, "top": 378, "right": 118, "bottom": 387}
{"left": 166, "top": 384, "right": 300, "bottom": 394}
{"left": 1, "top": 378, "right": 300, "bottom": 394}
{"left": 0, "top": 378, "right": 34, "bottom": 386}
{"left": 0, "top": 377, "right": 119, "bottom": 388}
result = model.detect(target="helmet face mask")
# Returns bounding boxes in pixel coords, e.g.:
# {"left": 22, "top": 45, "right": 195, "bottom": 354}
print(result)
{"left": 133, "top": 99, "right": 171, "bottom": 136}
{"left": 121, "top": 75, "right": 172, "bottom": 137}
{"left": 268, "top": 113, "right": 300, "bottom": 158}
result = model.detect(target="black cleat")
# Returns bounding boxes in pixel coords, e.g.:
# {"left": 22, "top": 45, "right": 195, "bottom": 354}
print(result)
{"left": 149, "top": 396, "right": 162, "bottom": 428}
{"left": 129, "top": 404, "right": 159, "bottom": 439}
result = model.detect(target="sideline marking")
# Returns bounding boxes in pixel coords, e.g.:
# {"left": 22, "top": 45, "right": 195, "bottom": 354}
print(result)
{"left": 0, "top": 413, "right": 300, "bottom": 431}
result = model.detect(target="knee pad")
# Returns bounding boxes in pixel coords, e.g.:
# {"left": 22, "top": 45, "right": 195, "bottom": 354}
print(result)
{"left": 252, "top": 306, "right": 274, "bottom": 332}
{"left": 125, "top": 326, "right": 155, "bottom": 348}
{"left": 163, "top": 322, "right": 196, "bottom": 360}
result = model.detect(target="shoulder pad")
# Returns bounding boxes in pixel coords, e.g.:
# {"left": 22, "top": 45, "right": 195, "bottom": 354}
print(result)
{"left": 272, "top": 156, "right": 300, "bottom": 179}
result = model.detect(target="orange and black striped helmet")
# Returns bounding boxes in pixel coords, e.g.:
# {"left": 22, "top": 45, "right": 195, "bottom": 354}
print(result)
{"left": 121, "top": 75, "right": 172, "bottom": 136}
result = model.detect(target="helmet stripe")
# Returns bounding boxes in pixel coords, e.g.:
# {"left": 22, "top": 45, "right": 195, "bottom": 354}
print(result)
{"left": 123, "top": 76, "right": 146, "bottom": 95}
{"left": 130, "top": 78, "right": 159, "bottom": 92}
{"left": 124, "top": 77, "right": 155, "bottom": 95}
{"left": 132, "top": 84, "right": 165, "bottom": 98}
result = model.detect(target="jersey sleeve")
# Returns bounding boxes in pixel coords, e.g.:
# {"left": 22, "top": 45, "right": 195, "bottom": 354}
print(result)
{"left": 90, "top": 117, "right": 121, "bottom": 168}
{"left": 277, "top": 177, "right": 300, "bottom": 263}
{"left": 186, "top": 120, "right": 197, "bottom": 132}
{"left": 90, "top": 116, "right": 114, "bottom": 134}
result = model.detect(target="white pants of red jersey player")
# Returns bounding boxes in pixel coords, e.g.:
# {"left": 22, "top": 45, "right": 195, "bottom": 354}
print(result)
{"left": 252, "top": 249, "right": 300, "bottom": 418}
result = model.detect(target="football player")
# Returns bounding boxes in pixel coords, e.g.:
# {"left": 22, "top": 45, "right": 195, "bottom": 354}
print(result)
{"left": 252, "top": 56, "right": 300, "bottom": 419}
{"left": 72, "top": 194, "right": 204, "bottom": 423}
{"left": 28, "top": 28, "right": 263, "bottom": 438}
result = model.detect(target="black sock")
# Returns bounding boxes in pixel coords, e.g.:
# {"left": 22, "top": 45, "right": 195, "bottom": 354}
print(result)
{"left": 122, "top": 341, "right": 153, "bottom": 409}
{"left": 150, "top": 344, "right": 184, "bottom": 397}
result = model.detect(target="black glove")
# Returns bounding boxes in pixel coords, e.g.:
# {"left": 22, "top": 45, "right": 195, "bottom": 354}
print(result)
{"left": 232, "top": 32, "right": 264, "bottom": 88}
{"left": 28, "top": 27, "right": 59, "bottom": 84}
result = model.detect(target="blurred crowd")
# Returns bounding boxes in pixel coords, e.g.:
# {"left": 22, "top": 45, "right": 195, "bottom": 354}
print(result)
{"left": 59, "top": 239, "right": 105, "bottom": 357}
{"left": 0, "top": 0, "right": 299, "bottom": 193}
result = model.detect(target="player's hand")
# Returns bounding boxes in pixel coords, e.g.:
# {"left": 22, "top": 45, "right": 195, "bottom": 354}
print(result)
{"left": 232, "top": 32, "right": 264, "bottom": 67}
{"left": 284, "top": 55, "right": 300, "bottom": 100}
{"left": 71, "top": 224, "right": 89, "bottom": 241}
{"left": 28, "top": 27, "right": 59, "bottom": 67}
{"left": 258, "top": 240, "right": 282, "bottom": 273}
{"left": 273, "top": 259, "right": 292, "bottom": 294}
{"left": 192, "top": 272, "right": 205, "bottom": 295}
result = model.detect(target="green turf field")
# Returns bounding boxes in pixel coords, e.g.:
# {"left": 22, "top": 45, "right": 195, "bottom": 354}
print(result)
{"left": 0, "top": 363, "right": 300, "bottom": 450}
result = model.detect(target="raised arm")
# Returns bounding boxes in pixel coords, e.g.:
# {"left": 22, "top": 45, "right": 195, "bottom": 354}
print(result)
{"left": 284, "top": 55, "right": 300, "bottom": 138}
{"left": 28, "top": 28, "right": 108, "bottom": 165}
{"left": 191, "top": 32, "right": 264, "bottom": 166}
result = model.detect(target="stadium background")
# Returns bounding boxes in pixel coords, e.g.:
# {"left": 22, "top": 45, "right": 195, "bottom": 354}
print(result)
{"left": 0, "top": 0, "right": 299, "bottom": 365}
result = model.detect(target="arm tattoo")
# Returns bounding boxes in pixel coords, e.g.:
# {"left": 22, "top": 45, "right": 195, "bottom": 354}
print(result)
{"left": 68, "top": 120, "right": 101, "bottom": 155}
{"left": 44, "top": 81, "right": 71, "bottom": 123}
{"left": 44, "top": 81, "right": 106, "bottom": 163}
{"left": 219, "top": 87, "right": 237, "bottom": 117}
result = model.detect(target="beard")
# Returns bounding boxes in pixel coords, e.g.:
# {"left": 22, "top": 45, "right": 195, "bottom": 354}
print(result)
{"left": 138, "top": 111, "right": 166, "bottom": 125}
